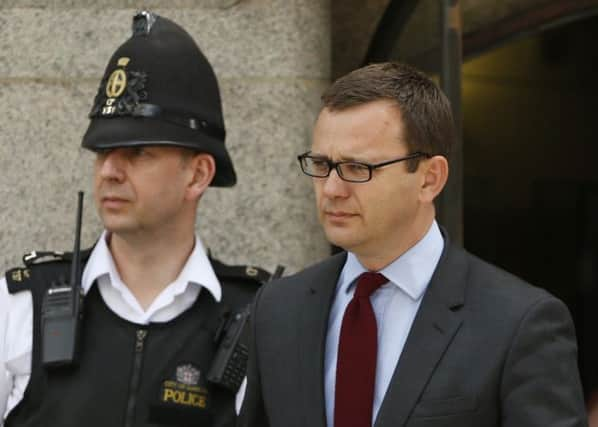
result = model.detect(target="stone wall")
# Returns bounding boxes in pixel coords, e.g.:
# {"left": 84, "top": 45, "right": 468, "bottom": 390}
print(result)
{"left": 0, "top": 0, "right": 331, "bottom": 274}
{"left": 331, "top": 0, "right": 390, "bottom": 78}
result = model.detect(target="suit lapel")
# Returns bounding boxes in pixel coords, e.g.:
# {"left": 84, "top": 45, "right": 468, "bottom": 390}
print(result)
{"left": 375, "top": 243, "right": 469, "bottom": 427}
{"left": 298, "top": 253, "right": 347, "bottom": 427}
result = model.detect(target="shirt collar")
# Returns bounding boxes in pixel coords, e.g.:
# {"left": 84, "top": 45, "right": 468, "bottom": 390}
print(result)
{"left": 81, "top": 231, "right": 222, "bottom": 302}
{"left": 338, "top": 220, "right": 444, "bottom": 301}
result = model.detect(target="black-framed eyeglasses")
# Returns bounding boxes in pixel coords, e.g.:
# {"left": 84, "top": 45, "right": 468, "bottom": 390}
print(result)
{"left": 297, "top": 151, "right": 430, "bottom": 183}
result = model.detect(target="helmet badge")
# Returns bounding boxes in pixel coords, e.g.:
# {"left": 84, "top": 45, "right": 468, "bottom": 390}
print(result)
{"left": 105, "top": 57, "right": 130, "bottom": 99}
{"left": 95, "top": 57, "right": 148, "bottom": 117}
{"left": 106, "top": 69, "right": 127, "bottom": 98}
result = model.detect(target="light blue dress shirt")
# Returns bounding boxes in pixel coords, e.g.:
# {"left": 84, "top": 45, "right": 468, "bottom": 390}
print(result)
{"left": 324, "top": 221, "right": 444, "bottom": 427}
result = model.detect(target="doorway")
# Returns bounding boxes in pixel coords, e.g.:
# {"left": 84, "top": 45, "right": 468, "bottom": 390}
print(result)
{"left": 462, "top": 13, "right": 598, "bottom": 396}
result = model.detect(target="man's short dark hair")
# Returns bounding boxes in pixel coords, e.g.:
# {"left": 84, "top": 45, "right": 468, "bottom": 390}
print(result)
{"left": 321, "top": 62, "right": 455, "bottom": 171}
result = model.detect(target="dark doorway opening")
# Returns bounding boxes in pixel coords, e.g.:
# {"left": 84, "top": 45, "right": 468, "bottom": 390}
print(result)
{"left": 462, "top": 13, "right": 598, "bottom": 397}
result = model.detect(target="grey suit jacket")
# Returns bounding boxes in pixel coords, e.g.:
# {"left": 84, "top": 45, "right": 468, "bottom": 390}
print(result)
{"left": 239, "top": 241, "right": 587, "bottom": 427}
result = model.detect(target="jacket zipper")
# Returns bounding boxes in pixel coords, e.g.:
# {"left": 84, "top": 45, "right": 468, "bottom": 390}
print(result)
{"left": 124, "top": 329, "right": 148, "bottom": 427}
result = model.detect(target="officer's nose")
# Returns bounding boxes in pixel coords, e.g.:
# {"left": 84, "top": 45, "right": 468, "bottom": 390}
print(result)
{"left": 96, "top": 149, "right": 126, "bottom": 182}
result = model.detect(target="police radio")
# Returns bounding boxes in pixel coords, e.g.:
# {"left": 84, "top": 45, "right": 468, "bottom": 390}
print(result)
{"left": 41, "top": 191, "right": 85, "bottom": 367}
{"left": 208, "top": 265, "right": 285, "bottom": 391}
{"left": 207, "top": 304, "right": 251, "bottom": 391}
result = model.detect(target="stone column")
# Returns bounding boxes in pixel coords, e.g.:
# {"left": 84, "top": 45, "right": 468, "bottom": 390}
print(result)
{"left": 0, "top": 0, "right": 330, "bottom": 273}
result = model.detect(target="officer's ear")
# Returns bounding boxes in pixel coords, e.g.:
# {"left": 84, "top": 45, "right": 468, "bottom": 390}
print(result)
{"left": 184, "top": 151, "right": 216, "bottom": 201}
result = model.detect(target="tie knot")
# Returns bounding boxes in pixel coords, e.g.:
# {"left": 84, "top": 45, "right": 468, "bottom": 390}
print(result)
{"left": 354, "top": 272, "right": 387, "bottom": 298}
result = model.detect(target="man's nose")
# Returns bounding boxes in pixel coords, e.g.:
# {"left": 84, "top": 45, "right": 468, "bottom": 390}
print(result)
{"left": 321, "top": 168, "right": 350, "bottom": 198}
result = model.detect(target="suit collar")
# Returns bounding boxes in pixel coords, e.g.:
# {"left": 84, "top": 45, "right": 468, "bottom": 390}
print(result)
{"left": 424, "top": 228, "right": 468, "bottom": 310}
{"left": 298, "top": 252, "right": 347, "bottom": 427}
{"left": 375, "top": 232, "right": 469, "bottom": 427}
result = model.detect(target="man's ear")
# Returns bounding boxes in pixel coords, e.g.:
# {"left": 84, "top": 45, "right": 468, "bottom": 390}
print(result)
{"left": 419, "top": 155, "right": 449, "bottom": 203}
{"left": 185, "top": 153, "right": 216, "bottom": 202}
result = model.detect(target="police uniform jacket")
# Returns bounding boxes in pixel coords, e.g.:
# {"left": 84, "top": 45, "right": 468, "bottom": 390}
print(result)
{"left": 0, "top": 232, "right": 264, "bottom": 427}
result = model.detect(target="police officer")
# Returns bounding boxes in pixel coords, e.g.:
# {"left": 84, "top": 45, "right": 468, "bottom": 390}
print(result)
{"left": 0, "top": 11, "right": 268, "bottom": 427}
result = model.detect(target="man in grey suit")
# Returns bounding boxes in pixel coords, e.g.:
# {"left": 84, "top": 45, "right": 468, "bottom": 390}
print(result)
{"left": 239, "top": 62, "right": 587, "bottom": 427}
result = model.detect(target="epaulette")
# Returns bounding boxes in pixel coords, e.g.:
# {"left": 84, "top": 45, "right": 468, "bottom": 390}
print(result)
{"left": 5, "top": 248, "right": 93, "bottom": 294}
{"left": 21, "top": 248, "right": 93, "bottom": 267}
{"left": 210, "top": 257, "right": 273, "bottom": 285}
{"left": 5, "top": 252, "right": 71, "bottom": 290}
{"left": 6, "top": 266, "right": 33, "bottom": 287}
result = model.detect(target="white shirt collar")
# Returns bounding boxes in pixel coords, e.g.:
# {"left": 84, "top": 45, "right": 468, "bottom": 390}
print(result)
{"left": 338, "top": 220, "right": 444, "bottom": 301}
{"left": 82, "top": 230, "right": 221, "bottom": 302}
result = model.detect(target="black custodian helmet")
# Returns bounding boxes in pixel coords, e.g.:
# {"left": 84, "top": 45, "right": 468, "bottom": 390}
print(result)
{"left": 82, "top": 11, "right": 236, "bottom": 187}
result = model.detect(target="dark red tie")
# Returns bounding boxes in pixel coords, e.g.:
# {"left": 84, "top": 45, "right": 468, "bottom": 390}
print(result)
{"left": 334, "top": 272, "right": 388, "bottom": 427}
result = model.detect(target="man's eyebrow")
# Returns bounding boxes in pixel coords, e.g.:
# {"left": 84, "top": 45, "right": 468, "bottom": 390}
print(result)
{"left": 309, "top": 152, "right": 364, "bottom": 162}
